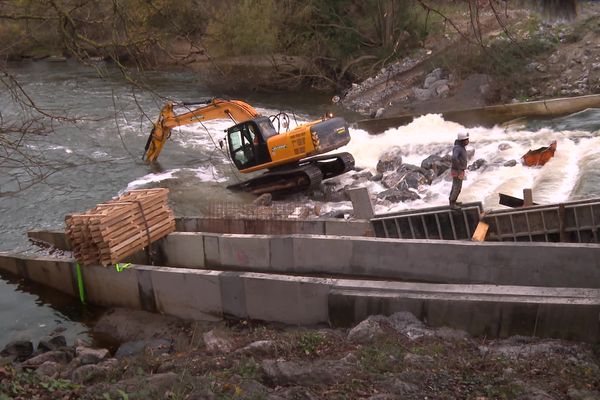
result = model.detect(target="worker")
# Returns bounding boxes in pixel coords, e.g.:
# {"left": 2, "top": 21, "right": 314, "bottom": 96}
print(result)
{"left": 449, "top": 131, "right": 469, "bottom": 208}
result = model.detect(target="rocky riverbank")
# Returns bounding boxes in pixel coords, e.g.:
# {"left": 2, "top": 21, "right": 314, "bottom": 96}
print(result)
{"left": 1, "top": 308, "right": 598, "bottom": 399}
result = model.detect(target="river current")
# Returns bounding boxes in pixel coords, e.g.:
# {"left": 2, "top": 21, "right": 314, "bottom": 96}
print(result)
{"left": 1, "top": 60, "right": 599, "bottom": 348}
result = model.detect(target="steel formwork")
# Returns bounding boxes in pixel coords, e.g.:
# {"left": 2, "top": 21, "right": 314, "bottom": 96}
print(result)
{"left": 485, "top": 198, "right": 600, "bottom": 243}
{"left": 371, "top": 202, "right": 483, "bottom": 240}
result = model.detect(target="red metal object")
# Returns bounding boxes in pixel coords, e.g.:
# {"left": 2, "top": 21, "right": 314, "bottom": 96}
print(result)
{"left": 521, "top": 141, "right": 557, "bottom": 167}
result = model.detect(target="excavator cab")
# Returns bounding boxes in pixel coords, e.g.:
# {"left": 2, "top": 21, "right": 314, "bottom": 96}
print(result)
{"left": 227, "top": 117, "right": 277, "bottom": 170}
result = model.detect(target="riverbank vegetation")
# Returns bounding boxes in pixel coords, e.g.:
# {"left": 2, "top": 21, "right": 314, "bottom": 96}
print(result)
{"left": 0, "top": 1, "right": 581, "bottom": 93}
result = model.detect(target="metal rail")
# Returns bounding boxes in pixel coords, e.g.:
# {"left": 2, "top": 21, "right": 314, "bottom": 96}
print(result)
{"left": 371, "top": 202, "right": 483, "bottom": 240}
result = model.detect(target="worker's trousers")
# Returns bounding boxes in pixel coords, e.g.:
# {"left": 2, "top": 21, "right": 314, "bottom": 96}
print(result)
{"left": 449, "top": 177, "right": 463, "bottom": 203}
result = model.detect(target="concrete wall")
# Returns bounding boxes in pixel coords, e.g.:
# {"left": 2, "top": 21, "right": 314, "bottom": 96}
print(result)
{"left": 1, "top": 253, "right": 598, "bottom": 342}
{"left": 159, "top": 233, "right": 600, "bottom": 289}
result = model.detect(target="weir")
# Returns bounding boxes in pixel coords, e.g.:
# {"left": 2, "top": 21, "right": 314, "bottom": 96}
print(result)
{"left": 4, "top": 197, "right": 600, "bottom": 343}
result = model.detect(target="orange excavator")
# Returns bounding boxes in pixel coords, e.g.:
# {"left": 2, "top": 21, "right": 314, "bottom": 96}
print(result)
{"left": 142, "top": 98, "right": 354, "bottom": 196}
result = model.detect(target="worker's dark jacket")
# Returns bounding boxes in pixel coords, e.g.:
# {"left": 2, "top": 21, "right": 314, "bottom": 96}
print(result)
{"left": 451, "top": 140, "right": 468, "bottom": 171}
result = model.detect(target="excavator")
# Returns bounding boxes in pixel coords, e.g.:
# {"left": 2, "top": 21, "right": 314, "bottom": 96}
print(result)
{"left": 142, "top": 98, "right": 354, "bottom": 196}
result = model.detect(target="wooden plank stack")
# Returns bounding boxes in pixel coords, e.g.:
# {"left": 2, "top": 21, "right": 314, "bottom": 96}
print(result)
{"left": 65, "top": 188, "right": 175, "bottom": 266}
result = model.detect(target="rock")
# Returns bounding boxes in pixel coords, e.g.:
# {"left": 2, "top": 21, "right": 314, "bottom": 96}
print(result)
{"left": 353, "top": 170, "right": 374, "bottom": 181}
{"left": 369, "top": 172, "right": 383, "bottom": 181}
{"left": 498, "top": 143, "right": 512, "bottom": 151}
{"left": 252, "top": 193, "right": 272, "bottom": 206}
{"left": 203, "top": 330, "right": 234, "bottom": 354}
{"left": 388, "top": 312, "right": 433, "bottom": 340}
{"left": 71, "top": 363, "right": 110, "bottom": 384}
{"left": 414, "top": 87, "right": 433, "bottom": 101}
{"left": 0, "top": 340, "right": 34, "bottom": 361}
{"left": 347, "top": 316, "right": 386, "bottom": 343}
{"left": 376, "top": 147, "right": 403, "bottom": 173}
{"left": 567, "top": 388, "right": 600, "bottom": 400}
{"left": 37, "top": 335, "right": 67, "bottom": 353}
{"left": 376, "top": 189, "right": 420, "bottom": 203}
{"left": 115, "top": 339, "right": 173, "bottom": 359}
{"left": 75, "top": 346, "right": 110, "bottom": 365}
{"left": 536, "top": 64, "right": 548, "bottom": 73}
{"left": 402, "top": 171, "right": 428, "bottom": 189}
{"left": 269, "top": 386, "right": 320, "bottom": 400}
{"left": 261, "top": 359, "right": 353, "bottom": 386}
{"left": 238, "top": 340, "right": 277, "bottom": 356}
{"left": 87, "top": 372, "right": 179, "bottom": 399}
{"left": 468, "top": 158, "right": 487, "bottom": 171}
{"left": 504, "top": 159, "right": 517, "bottom": 167}
{"left": 381, "top": 171, "right": 403, "bottom": 189}
{"left": 374, "top": 107, "right": 385, "bottom": 118}
{"left": 434, "top": 327, "right": 470, "bottom": 340}
{"left": 35, "top": 361, "right": 62, "bottom": 378}
{"left": 436, "top": 84, "right": 450, "bottom": 97}
{"left": 22, "top": 350, "right": 71, "bottom": 368}
{"left": 403, "top": 353, "right": 434, "bottom": 365}
{"left": 421, "top": 155, "right": 451, "bottom": 176}
{"left": 378, "top": 376, "right": 419, "bottom": 395}
{"left": 423, "top": 75, "right": 438, "bottom": 89}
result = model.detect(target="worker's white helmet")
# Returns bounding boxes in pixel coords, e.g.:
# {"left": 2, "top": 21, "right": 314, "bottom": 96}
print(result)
{"left": 457, "top": 132, "right": 469, "bottom": 141}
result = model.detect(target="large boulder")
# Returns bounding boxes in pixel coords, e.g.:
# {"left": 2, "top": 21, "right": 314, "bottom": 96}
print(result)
{"left": 376, "top": 147, "right": 403, "bottom": 173}
{"left": 1, "top": 340, "right": 33, "bottom": 361}
{"left": 377, "top": 189, "right": 420, "bottom": 202}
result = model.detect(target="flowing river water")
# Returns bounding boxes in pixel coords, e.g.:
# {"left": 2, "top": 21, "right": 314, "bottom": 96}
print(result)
{"left": 1, "top": 60, "right": 599, "bottom": 348}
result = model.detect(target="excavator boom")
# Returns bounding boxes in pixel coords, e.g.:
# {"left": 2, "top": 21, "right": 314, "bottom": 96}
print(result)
{"left": 143, "top": 98, "right": 260, "bottom": 162}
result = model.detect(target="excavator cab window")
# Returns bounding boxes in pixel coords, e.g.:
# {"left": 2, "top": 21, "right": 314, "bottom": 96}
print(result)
{"left": 227, "top": 120, "right": 272, "bottom": 170}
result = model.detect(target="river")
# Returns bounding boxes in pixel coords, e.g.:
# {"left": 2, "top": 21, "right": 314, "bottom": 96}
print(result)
{"left": 1, "top": 60, "right": 599, "bottom": 348}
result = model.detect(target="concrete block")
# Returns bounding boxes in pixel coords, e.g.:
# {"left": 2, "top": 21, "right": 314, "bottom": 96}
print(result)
{"left": 0, "top": 253, "right": 20, "bottom": 276}
{"left": 148, "top": 266, "right": 222, "bottom": 321}
{"left": 176, "top": 217, "right": 199, "bottom": 232}
{"left": 82, "top": 264, "right": 142, "bottom": 310}
{"left": 325, "top": 220, "right": 373, "bottom": 237}
{"left": 219, "top": 235, "right": 270, "bottom": 269}
{"left": 347, "top": 187, "right": 374, "bottom": 219}
{"left": 25, "top": 258, "right": 76, "bottom": 296}
{"left": 219, "top": 271, "right": 247, "bottom": 318}
{"left": 293, "top": 236, "right": 354, "bottom": 273}
{"left": 160, "top": 233, "right": 205, "bottom": 268}
{"left": 270, "top": 236, "right": 294, "bottom": 271}
{"left": 244, "top": 273, "right": 330, "bottom": 325}
{"left": 27, "top": 230, "right": 70, "bottom": 250}
{"left": 204, "top": 235, "right": 220, "bottom": 268}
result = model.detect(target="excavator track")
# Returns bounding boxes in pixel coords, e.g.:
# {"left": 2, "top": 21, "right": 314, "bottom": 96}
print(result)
{"left": 228, "top": 152, "right": 354, "bottom": 197}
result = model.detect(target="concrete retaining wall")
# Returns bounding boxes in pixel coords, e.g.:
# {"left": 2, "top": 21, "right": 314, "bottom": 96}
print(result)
{"left": 1, "top": 252, "right": 599, "bottom": 342}
{"left": 158, "top": 233, "right": 600, "bottom": 289}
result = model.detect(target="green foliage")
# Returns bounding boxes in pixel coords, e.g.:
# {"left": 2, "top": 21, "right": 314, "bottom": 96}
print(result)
{"left": 205, "top": 0, "right": 279, "bottom": 56}
{"left": 358, "top": 338, "right": 404, "bottom": 373}
{"left": 297, "top": 331, "right": 325, "bottom": 356}
{"left": 483, "top": 382, "right": 524, "bottom": 399}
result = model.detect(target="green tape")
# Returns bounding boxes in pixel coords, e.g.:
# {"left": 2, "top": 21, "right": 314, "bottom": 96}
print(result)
{"left": 75, "top": 263, "right": 86, "bottom": 304}
{"left": 115, "top": 263, "right": 131, "bottom": 272}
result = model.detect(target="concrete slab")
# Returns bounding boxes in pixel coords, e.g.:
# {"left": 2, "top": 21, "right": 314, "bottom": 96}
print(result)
{"left": 82, "top": 264, "right": 142, "bottom": 310}
{"left": 218, "top": 235, "right": 270, "bottom": 269}
{"left": 160, "top": 233, "right": 205, "bottom": 268}
{"left": 148, "top": 266, "right": 222, "bottom": 321}
{"left": 269, "top": 236, "right": 294, "bottom": 271}
{"left": 293, "top": 236, "right": 354, "bottom": 273}
{"left": 244, "top": 273, "right": 331, "bottom": 325}
{"left": 0, "top": 253, "right": 20, "bottom": 276}
{"left": 219, "top": 271, "right": 247, "bottom": 318}
{"left": 24, "top": 258, "right": 76, "bottom": 296}
{"left": 325, "top": 220, "right": 373, "bottom": 237}
{"left": 203, "top": 235, "right": 220, "bottom": 268}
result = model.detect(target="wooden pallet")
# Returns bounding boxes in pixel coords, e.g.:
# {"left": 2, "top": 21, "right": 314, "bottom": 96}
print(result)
{"left": 65, "top": 188, "right": 175, "bottom": 266}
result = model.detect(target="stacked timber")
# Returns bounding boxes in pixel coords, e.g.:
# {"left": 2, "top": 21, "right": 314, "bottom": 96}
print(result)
{"left": 65, "top": 188, "right": 175, "bottom": 266}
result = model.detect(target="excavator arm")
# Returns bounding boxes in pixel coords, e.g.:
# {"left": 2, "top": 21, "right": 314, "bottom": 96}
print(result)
{"left": 143, "top": 98, "right": 261, "bottom": 162}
